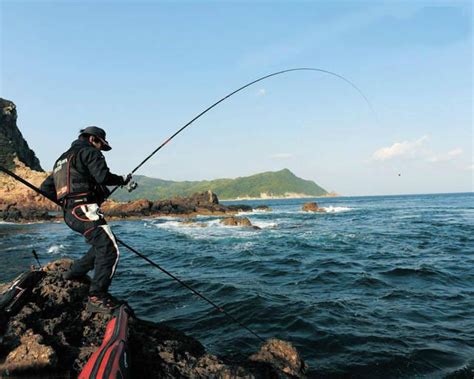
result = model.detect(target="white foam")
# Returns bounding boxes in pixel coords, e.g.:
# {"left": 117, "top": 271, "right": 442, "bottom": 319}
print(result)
{"left": 251, "top": 220, "right": 278, "bottom": 229}
{"left": 151, "top": 217, "right": 264, "bottom": 240}
{"left": 47, "top": 244, "right": 65, "bottom": 254}
{"left": 237, "top": 209, "right": 270, "bottom": 216}
{"left": 322, "top": 206, "right": 352, "bottom": 213}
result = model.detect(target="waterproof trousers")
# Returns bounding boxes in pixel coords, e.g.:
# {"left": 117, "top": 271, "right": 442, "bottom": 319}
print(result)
{"left": 63, "top": 203, "right": 120, "bottom": 296}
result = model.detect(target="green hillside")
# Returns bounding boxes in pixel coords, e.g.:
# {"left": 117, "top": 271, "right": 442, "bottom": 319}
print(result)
{"left": 111, "top": 169, "right": 328, "bottom": 201}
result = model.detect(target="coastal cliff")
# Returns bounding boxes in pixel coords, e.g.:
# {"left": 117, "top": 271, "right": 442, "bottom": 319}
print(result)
{"left": 0, "top": 98, "right": 42, "bottom": 171}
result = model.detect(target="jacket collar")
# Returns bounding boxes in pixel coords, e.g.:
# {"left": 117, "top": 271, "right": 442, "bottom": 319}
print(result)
{"left": 71, "top": 139, "right": 93, "bottom": 149}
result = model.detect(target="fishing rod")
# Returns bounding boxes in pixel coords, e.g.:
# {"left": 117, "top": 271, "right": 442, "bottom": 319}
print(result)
{"left": 109, "top": 67, "right": 376, "bottom": 196}
{"left": 0, "top": 165, "right": 265, "bottom": 343}
{"left": 31, "top": 249, "right": 42, "bottom": 269}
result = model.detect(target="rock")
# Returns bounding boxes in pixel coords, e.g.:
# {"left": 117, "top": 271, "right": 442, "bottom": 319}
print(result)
{"left": 0, "top": 158, "right": 58, "bottom": 222}
{"left": 250, "top": 338, "right": 307, "bottom": 377}
{"left": 0, "top": 260, "right": 307, "bottom": 378}
{"left": 187, "top": 190, "right": 219, "bottom": 205}
{"left": 102, "top": 198, "right": 152, "bottom": 218}
{"left": 226, "top": 204, "right": 253, "bottom": 212}
{"left": 220, "top": 216, "right": 261, "bottom": 230}
{"left": 2, "top": 330, "right": 57, "bottom": 373}
{"left": 102, "top": 192, "right": 247, "bottom": 220}
{"left": 0, "top": 98, "right": 43, "bottom": 171}
{"left": 302, "top": 202, "right": 325, "bottom": 212}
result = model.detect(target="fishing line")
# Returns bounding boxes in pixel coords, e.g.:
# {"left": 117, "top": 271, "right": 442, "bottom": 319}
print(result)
{"left": 109, "top": 67, "right": 377, "bottom": 197}
{"left": 0, "top": 165, "right": 265, "bottom": 343}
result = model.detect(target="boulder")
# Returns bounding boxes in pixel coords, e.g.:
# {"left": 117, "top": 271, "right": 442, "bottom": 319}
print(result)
{"left": 3, "top": 330, "right": 57, "bottom": 373}
{"left": 250, "top": 339, "right": 308, "bottom": 377}
{"left": 187, "top": 190, "right": 219, "bottom": 205}
{"left": 302, "top": 202, "right": 325, "bottom": 213}
{"left": 220, "top": 216, "right": 261, "bottom": 230}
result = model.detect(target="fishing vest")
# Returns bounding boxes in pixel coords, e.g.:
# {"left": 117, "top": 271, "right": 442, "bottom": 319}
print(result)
{"left": 52, "top": 146, "right": 94, "bottom": 200}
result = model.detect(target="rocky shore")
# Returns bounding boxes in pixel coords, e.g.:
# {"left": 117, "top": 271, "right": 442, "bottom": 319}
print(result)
{"left": 0, "top": 259, "right": 307, "bottom": 378}
{"left": 0, "top": 167, "right": 262, "bottom": 224}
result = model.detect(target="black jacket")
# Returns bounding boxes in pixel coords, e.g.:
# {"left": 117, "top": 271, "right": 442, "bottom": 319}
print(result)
{"left": 41, "top": 139, "right": 124, "bottom": 203}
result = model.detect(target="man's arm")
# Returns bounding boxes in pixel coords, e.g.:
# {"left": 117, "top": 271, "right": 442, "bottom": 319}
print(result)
{"left": 79, "top": 147, "right": 127, "bottom": 186}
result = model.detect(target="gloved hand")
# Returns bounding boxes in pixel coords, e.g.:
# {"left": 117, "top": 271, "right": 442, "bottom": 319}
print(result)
{"left": 122, "top": 173, "right": 132, "bottom": 185}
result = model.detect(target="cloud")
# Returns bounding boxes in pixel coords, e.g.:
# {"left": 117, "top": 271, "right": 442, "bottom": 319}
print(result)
{"left": 427, "top": 148, "right": 463, "bottom": 163}
{"left": 270, "top": 153, "right": 293, "bottom": 160}
{"left": 372, "top": 136, "right": 428, "bottom": 161}
{"left": 257, "top": 88, "right": 266, "bottom": 96}
{"left": 372, "top": 136, "right": 463, "bottom": 164}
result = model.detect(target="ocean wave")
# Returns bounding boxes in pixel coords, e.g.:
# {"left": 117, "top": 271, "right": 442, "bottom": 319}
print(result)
{"left": 150, "top": 218, "right": 261, "bottom": 240}
{"left": 2, "top": 243, "right": 36, "bottom": 251}
{"left": 380, "top": 267, "right": 443, "bottom": 278}
{"left": 236, "top": 209, "right": 271, "bottom": 216}
{"left": 323, "top": 206, "right": 353, "bottom": 213}
{"left": 250, "top": 220, "right": 278, "bottom": 229}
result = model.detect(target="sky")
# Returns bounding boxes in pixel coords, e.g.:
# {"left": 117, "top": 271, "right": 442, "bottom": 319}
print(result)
{"left": 0, "top": 1, "right": 472, "bottom": 196}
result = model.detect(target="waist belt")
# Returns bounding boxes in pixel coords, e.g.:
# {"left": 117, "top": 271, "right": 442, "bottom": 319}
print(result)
{"left": 63, "top": 194, "right": 95, "bottom": 208}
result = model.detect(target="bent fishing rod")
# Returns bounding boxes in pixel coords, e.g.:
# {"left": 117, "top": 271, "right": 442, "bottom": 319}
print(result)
{"left": 0, "top": 165, "right": 265, "bottom": 343}
{"left": 109, "top": 67, "right": 376, "bottom": 197}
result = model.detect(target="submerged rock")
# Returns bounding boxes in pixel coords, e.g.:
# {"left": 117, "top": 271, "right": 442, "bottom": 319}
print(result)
{"left": 181, "top": 218, "right": 208, "bottom": 227}
{"left": 0, "top": 259, "right": 306, "bottom": 378}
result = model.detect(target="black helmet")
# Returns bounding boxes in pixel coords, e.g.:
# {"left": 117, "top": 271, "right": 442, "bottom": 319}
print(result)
{"left": 80, "top": 126, "right": 112, "bottom": 151}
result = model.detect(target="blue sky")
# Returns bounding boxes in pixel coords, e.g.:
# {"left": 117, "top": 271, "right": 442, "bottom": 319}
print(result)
{"left": 1, "top": 1, "right": 472, "bottom": 196}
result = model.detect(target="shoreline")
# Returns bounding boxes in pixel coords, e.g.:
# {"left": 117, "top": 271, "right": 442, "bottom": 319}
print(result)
{"left": 221, "top": 193, "right": 339, "bottom": 201}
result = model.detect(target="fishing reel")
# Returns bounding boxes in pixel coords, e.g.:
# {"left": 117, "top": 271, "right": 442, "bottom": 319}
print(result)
{"left": 127, "top": 181, "right": 138, "bottom": 192}
{"left": 122, "top": 174, "right": 138, "bottom": 192}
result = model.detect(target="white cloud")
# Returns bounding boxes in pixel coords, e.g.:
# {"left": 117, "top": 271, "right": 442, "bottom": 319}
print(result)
{"left": 427, "top": 148, "right": 463, "bottom": 163}
{"left": 270, "top": 153, "right": 293, "bottom": 160}
{"left": 257, "top": 88, "right": 266, "bottom": 96}
{"left": 372, "top": 137, "right": 463, "bottom": 164}
{"left": 372, "top": 136, "right": 428, "bottom": 161}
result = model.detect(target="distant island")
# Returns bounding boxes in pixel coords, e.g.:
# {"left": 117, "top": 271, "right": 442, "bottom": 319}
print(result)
{"left": 112, "top": 168, "right": 333, "bottom": 201}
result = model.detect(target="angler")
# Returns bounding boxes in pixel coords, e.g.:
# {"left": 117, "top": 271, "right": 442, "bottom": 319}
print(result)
{"left": 40, "top": 126, "right": 133, "bottom": 314}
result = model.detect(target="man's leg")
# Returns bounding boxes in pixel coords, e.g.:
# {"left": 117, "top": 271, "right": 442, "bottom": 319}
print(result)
{"left": 66, "top": 245, "right": 96, "bottom": 278}
{"left": 85, "top": 223, "right": 120, "bottom": 297}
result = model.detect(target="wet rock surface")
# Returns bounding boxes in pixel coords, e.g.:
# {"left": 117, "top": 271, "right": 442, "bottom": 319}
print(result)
{"left": 102, "top": 191, "right": 265, "bottom": 220}
{"left": 0, "top": 259, "right": 306, "bottom": 378}
{"left": 302, "top": 202, "right": 325, "bottom": 213}
{"left": 220, "top": 216, "right": 261, "bottom": 230}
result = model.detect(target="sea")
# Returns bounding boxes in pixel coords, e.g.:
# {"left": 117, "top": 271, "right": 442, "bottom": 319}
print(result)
{"left": 0, "top": 193, "right": 473, "bottom": 378}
